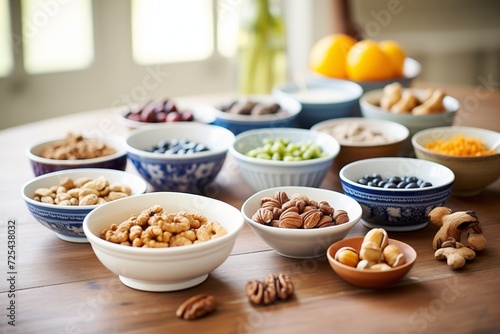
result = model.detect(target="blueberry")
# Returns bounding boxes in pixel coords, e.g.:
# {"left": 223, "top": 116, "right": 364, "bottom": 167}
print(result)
{"left": 389, "top": 176, "right": 402, "bottom": 184}
{"left": 405, "top": 176, "right": 419, "bottom": 183}
{"left": 372, "top": 173, "right": 382, "bottom": 180}
{"left": 367, "top": 181, "right": 378, "bottom": 187}
{"left": 358, "top": 178, "right": 368, "bottom": 185}
{"left": 420, "top": 182, "right": 433, "bottom": 188}
{"left": 363, "top": 174, "right": 374, "bottom": 182}
{"left": 384, "top": 183, "right": 397, "bottom": 189}
{"left": 405, "top": 182, "right": 419, "bottom": 189}
{"left": 397, "top": 182, "right": 408, "bottom": 189}
{"left": 378, "top": 180, "right": 388, "bottom": 187}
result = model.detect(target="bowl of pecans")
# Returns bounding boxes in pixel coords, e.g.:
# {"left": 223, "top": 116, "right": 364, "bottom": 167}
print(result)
{"left": 83, "top": 192, "right": 244, "bottom": 292}
{"left": 26, "top": 133, "right": 128, "bottom": 176}
{"left": 21, "top": 168, "right": 148, "bottom": 243}
{"left": 241, "top": 186, "right": 362, "bottom": 259}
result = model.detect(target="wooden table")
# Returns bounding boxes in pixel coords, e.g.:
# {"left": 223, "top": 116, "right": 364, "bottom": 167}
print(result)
{"left": 1, "top": 82, "right": 499, "bottom": 334}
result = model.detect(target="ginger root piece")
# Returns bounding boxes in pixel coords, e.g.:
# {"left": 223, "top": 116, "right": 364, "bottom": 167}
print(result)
{"left": 412, "top": 89, "right": 445, "bottom": 115}
{"left": 434, "top": 238, "right": 476, "bottom": 269}
{"left": 380, "top": 82, "right": 402, "bottom": 110}
{"left": 390, "top": 90, "right": 418, "bottom": 113}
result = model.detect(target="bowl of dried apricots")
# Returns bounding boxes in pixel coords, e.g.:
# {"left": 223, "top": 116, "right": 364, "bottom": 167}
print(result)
{"left": 412, "top": 126, "right": 500, "bottom": 196}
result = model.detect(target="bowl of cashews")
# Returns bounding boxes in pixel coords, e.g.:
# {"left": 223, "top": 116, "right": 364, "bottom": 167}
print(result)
{"left": 360, "top": 83, "right": 460, "bottom": 155}
{"left": 83, "top": 192, "right": 244, "bottom": 292}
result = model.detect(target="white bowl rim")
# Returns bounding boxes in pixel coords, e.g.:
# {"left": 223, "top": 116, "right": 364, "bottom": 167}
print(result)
{"left": 212, "top": 94, "right": 302, "bottom": 122}
{"left": 310, "top": 117, "right": 410, "bottom": 147}
{"left": 241, "top": 186, "right": 362, "bottom": 235}
{"left": 21, "top": 168, "right": 148, "bottom": 210}
{"left": 273, "top": 78, "right": 364, "bottom": 104}
{"left": 360, "top": 88, "right": 460, "bottom": 117}
{"left": 26, "top": 134, "right": 127, "bottom": 166}
{"left": 412, "top": 126, "right": 500, "bottom": 159}
{"left": 229, "top": 127, "right": 341, "bottom": 166}
{"left": 339, "top": 157, "right": 455, "bottom": 191}
{"left": 125, "top": 122, "right": 235, "bottom": 160}
{"left": 83, "top": 192, "right": 244, "bottom": 254}
{"left": 117, "top": 100, "right": 217, "bottom": 128}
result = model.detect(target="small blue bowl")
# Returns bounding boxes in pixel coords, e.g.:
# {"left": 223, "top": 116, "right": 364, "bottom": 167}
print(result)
{"left": 125, "top": 123, "right": 235, "bottom": 193}
{"left": 339, "top": 157, "right": 454, "bottom": 232}
{"left": 211, "top": 94, "right": 301, "bottom": 135}
{"left": 21, "top": 168, "right": 148, "bottom": 243}
{"left": 273, "top": 78, "right": 363, "bottom": 129}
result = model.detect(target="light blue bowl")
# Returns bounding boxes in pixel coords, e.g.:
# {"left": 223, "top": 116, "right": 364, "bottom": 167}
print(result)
{"left": 339, "top": 157, "right": 454, "bottom": 232}
{"left": 125, "top": 123, "right": 235, "bottom": 193}
{"left": 211, "top": 94, "right": 301, "bottom": 135}
{"left": 273, "top": 78, "right": 363, "bottom": 129}
{"left": 21, "top": 168, "right": 148, "bottom": 243}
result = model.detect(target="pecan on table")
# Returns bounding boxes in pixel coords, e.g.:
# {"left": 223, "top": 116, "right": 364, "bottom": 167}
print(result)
{"left": 175, "top": 294, "right": 216, "bottom": 320}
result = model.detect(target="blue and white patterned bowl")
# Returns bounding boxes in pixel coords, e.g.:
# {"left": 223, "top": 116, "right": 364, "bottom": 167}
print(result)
{"left": 125, "top": 123, "right": 235, "bottom": 193}
{"left": 21, "top": 168, "right": 148, "bottom": 243}
{"left": 339, "top": 157, "right": 454, "bottom": 231}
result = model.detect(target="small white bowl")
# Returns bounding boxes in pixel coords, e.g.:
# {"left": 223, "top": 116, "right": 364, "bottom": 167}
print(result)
{"left": 412, "top": 126, "right": 500, "bottom": 196}
{"left": 83, "top": 192, "right": 244, "bottom": 292}
{"left": 229, "top": 128, "right": 340, "bottom": 192}
{"left": 241, "top": 186, "right": 362, "bottom": 258}
{"left": 27, "top": 134, "right": 128, "bottom": 176}
{"left": 311, "top": 117, "right": 409, "bottom": 171}
{"left": 22, "top": 168, "right": 148, "bottom": 243}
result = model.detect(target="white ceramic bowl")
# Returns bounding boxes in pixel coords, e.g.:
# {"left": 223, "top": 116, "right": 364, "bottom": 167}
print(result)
{"left": 27, "top": 134, "right": 128, "bottom": 176}
{"left": 412, "top": 126, "right": 500, "bottom": 196}
{"left": 118, "top": 101, "right": 216, "bottom": 129}
{"left": 211, "top": 94, "right": 301, "bottom": 135}
{"left": 241, "top": 186, "right": 362, "bottom": 258}
{"left": 311, "top": 117, "right": 409, "bottom": 171}
{"left": 339, "top": 157, "right": 455, "bottom": 231}
{"left": 21, "top": 168, "right": 148, "bottom": 243}
{"left": 273, "top": 78, "right": 363, "bottom": 129}
{"left": 309, "top": 58, "right": 421, "bottom": 92}
{"left": 83, "top": 192, "right": 244, "bottom": 292}
{"left": 125, "top": 122, "right": 234, "bottom": 193}
{"left": 229, "top": 128, "right": 340, "bottom": 192}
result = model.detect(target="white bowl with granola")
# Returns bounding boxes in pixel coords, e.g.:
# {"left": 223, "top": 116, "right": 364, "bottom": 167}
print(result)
{"left": 241, "top": 186, "right": 362, "bottom": 259}
{"left": 21, "top": 168, "right": 148, "bottom": 243}
{"left": 83, "top": 192, "right": 244, "bottom": 292}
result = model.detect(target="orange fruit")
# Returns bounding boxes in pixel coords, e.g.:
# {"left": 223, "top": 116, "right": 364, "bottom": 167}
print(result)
{"left": 309, "top": 34, "right": 357, "bottom": 79}
{"left": 346, "top": 40, "right": 396, "bottom": 81}
{"left": 379, "top": 40, "right": 406, "bottom": 77}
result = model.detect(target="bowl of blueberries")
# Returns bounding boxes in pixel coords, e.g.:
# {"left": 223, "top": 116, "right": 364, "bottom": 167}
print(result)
{"left": 124, "top": 123, "right": 235, "bottom": 193}
{"left": 339, "top": 157, "right": 455, "bottom": 231}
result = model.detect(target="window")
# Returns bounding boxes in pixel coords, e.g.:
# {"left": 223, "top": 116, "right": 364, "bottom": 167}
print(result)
{"left": 131, "top": 0, "right": 216, "bottom": 65}
{"left": 0, "top": 0, "right": 13, "bottom": 77}
{"left": 21, "top": 0, "right": 94, "bottom": 74}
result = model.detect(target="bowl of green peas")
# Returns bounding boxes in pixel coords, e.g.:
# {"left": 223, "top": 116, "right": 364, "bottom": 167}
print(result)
{"left": 229, "top": 128, "right": 340, "bottom": 191}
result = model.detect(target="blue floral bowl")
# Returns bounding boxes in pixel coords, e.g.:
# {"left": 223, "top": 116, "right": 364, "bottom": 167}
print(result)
{"left": 339, "top": 157, "right": 454, "bottom": 231}
{"left": 125, "top": 123, "right": 235, "bottom": 193}
{"left": 21, "top": 168, "right": 148, "bottom": 243}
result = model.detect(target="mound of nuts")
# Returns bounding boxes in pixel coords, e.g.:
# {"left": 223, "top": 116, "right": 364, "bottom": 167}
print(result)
{"left": 32, "top": 175, "right": 131, "bottom": 206}
{"left": 251, "top": 191, "right": 350, "bottom": 229}
{"left": 101, "top": 204, "right": 227, "bottom": 248}
{"left": 246, "top": 273, "right": 294, "bottom": 306}
{"left": 380, "top": 82, "right": 446, "bottom": 115}
{"left": 39, "top": 133, "right": 116, "bottom": 160}
{"left": 335, "top": 228, "right": 406, "bottom": 270}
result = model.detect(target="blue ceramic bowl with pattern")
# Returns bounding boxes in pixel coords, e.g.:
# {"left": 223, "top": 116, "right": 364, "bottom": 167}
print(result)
{"left": 125, "top": 123, "right": 235, "bottom": 193}
{"left": 339, "top": 157, "right": 454, "bottom": 232}
{"left": 211, "top": 94, "right": 301, "bottom": 135}
{"left": 21, "top": 168, "right": 148, "bottom": 243}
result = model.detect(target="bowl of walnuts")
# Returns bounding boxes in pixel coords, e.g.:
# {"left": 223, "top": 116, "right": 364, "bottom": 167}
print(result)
{"left": 241, "top": 186, "right": 362, "bottom": 259}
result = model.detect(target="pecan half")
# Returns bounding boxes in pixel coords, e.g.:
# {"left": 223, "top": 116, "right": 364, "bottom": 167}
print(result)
{"left": 279, "top": 207, "right": 302, "bottom": 228}
{"left": 301, "top": 209, "right": 322, "bottom": 229}
{"left": 246, "top": 273, "right": 294, "bottom": 306}
{"left": 252, "top": 208, "right": 274, "bottom": 225}
{"left": 273, "top": 191, "right": 289, "bottom": 205}
{"left": 176, "top": 294, "right": 216, "bottom": 320}
{"left": 333, "top": 209, "right": 349, "bottom": 225}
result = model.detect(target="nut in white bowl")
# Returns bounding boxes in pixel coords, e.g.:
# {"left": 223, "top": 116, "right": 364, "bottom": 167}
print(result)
{"left": 241, "top": 186, "right": 362, "bottom": 259}
{"left": 83, "top": 192, "right": 244, "bottom": 292}
{"left": 229, "top": 128, "right": 340, "bottom": 192}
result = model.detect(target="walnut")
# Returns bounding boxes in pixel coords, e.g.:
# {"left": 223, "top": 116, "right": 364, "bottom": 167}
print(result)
{"left": 246, "top": 273, "right": 294, "bottom": 306}
{"left": 176, "top": 294, "right": 216, "bottom": 320}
